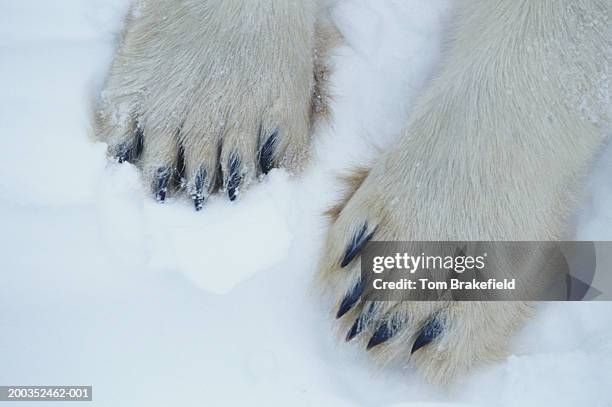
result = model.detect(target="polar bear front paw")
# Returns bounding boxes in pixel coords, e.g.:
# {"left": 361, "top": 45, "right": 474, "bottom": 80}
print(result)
{"left": 317, "top": 163, "right": 533, "bottom": 384}
{"left": 95, "top": 0, "right": 334, "bottom": 209}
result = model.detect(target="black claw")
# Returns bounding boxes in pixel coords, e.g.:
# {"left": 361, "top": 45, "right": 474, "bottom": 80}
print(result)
{"left": 259, "top": 130, "right": 278, "bottom": 174}
{"left": 176, "top": 145, "right": 186, "bottom": 182}
{"left": 346, "top": 303, "right": 376, "bottom": 341}
{"left": 336, "top": 279, "right": 364, "bottom": 319}
{"left": 114, "top": 125, "right": 144, "bottom": 164}
{"left": 193, "top": 197, "right": 204, "bottom": 211}
{"left": 340, "top": 222, "right": 375, "bottom": 268}
{"left": 411, "top": 318, "right": 444, "bottom": 354}
{"left": 115, "top": 143, "right": 130, "bottom": 163}
{"left": 227, "top": 154, "right": 242, "bottom": 201}
{"left": 134, "top": 125, "right": 144, "bottom": 158}
{"left": 154, "top": 167, "right": 172, "bottom": 203}
{"left": 346, "top": 319, "right": 362, "bottom": 342}
{"left": 192, "top": 166, "right": 207, "bottom": 211}
{"left": 367, "top": 321, "right": 399, "bottom": 350}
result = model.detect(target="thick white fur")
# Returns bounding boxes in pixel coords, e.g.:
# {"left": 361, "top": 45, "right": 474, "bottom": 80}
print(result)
{"left": 96, "top": 0, "right": 333, "bottom": 198}
{"left": 97, "top": 0, "right": 610, "bottom": 386}
{"left": 319, "top": 0, "right": 610, "bottom": 384}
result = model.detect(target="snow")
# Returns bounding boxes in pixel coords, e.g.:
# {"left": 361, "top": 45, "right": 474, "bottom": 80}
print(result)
{"left": 1, "top": 1, "right": 611, "bottom": 406}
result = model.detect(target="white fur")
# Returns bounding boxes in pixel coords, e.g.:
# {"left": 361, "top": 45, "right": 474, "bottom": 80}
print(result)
{"left": 96, "top": 0, "right": 610, "bottom": 385}
{"left": 320, "top": 0, "right": 610, "bottom": 384}
{"left": 96, "top": 0, "right": 330, "bottom": 198}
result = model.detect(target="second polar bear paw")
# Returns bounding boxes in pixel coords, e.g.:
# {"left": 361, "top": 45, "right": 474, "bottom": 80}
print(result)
{"left": 317, "top": 167, "right": 533, "bottom": 385}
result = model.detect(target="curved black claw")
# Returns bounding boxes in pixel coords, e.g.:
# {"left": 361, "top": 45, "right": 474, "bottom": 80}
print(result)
{"left": 346, "top": 303, "right": 375, "bottom": 341}
{"left": 115, "top": 143, "right": 131, "bottom": 164}
{"left": 340, "top": 222, "right": 375, "bottom": 268}
{"left": 215, "top": 144, "right": 224, "bottom": 190}
{"left": 411, "top": 318, "right": 444, "bottom": 354}
{"left": 336, "top": 279, "right": 364, "bottom": 319}
{"left": 227, "top": 154, "right": 242, "bottom": 201}
{"left": 346, "top": 318, "right": 362, "bottom": 342}
{"left": 367, "top": 318, "right": 403, "bottom": 350}
{"left": 134, "top": 126, "right": 144, "bottom": 158}
{"left": 154, "top": 167, "right": 172, "bottom": 203}
{"left": 259, "top": 130, "right": 278, "bottom": 174}
{"left": 115, "top": 127, "right": 144, "bottom": 164}
{"left": 193, "top": 197, "right": 204, "bottom": 211}
{"left": 192, "top": 166, "right": 207, "bottom": 211}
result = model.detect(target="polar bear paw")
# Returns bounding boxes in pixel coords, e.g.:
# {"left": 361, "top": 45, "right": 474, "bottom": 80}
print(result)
{"left": 95, "top": 0, "right": 335, "bottom": 209}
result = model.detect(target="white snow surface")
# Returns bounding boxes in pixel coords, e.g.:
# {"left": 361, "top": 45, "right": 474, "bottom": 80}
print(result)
{"left": 1, "top": 1, "right": 611, "bottom": 406}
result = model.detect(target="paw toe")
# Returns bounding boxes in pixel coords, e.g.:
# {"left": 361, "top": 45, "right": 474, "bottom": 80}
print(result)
{"left": 225, "top": 153, "right": 243, "bottom": 202}
{"left": 138, "top": 128, "right": 181, "bottom": 201}
{"left": 181, "top": 140, "right": 219, "bottom": 211}
{"left": 258, "top": 129, "right": 278, "bottom": 175}
{"left": 411, "top": 317, "right": 444, "bottom": 354}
